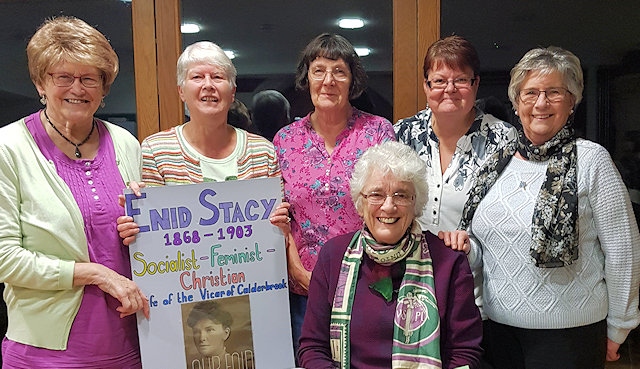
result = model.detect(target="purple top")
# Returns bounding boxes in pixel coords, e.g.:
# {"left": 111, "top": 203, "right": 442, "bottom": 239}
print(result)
{"left": 273, "top": 108, "right": 395, "bottom": 295}
{"left": 299, "top": 231, "right": 483, "bottom": 369}
{"left": 2, "top": 112, "right": 140, "bottom": 368}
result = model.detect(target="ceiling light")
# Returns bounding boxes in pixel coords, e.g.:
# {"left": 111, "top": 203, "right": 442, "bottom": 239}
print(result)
{"left": 338, "top": 18, "right": 364, "bottom": 29}
{"left": 180, "top": 23, "right": 200, "bottom": 34}
{"left": 224, "top": 50, "right": 236, "bottom": 59}
{"left": 355, "top": 47, "right": 371, "bottom": 57}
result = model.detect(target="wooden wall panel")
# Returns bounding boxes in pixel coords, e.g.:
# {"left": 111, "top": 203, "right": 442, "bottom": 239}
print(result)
{"left": 155, "top": 0, "right": 184, "bottom": 131}
{"left": 393, "top": 0, "right": 418, "bottom": 123}
{"left": 132, "top": 0, "right": 183, "bottom": 140}
{"left": 131, "top": 0, "right": 158, "bottom": 141}
{"left": 393, "top": 0, "right": 440, "bottom": 122}
{"left": 417, "top": 0, "right": 439, "bottom": 113}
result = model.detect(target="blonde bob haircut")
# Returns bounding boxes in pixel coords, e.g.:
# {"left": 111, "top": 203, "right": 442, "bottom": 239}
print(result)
{"left": 176, "top": 41, "right": 237, "bottom": 88}
{"left": 350, "top": 141, "right": 428, "bottom": 218}
{"left": 27, "top": 16, "right": 119, "bottom": 95}
{"left": 508, "top": 46, "right": 583, "bottom": 110}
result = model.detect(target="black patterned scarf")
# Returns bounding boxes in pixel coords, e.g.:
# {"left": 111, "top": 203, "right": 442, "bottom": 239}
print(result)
{"left": 459, "top": 124, "right": 578, "bottom": 268}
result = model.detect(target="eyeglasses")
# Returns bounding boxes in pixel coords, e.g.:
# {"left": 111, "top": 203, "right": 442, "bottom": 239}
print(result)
{"left": 309, "top": 67, "right": 350, "bottom": 81}
{"left": 360, "top": 191, "right": 415, "bottom": 206}
{"left": 426, "top": 77, "right": 476, "bottom": 90}
{"left": 48, "top": 73, "right": 103, "bottom": 88}
{"left": 519, "top": 87, "right": 570, "bottom": 104}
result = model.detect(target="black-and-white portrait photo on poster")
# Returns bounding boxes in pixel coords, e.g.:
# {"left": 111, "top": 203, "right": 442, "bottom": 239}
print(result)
{"left": 124, "top": 177, "right": 294, "bottom": 368}
{"left": 182, "top": 296, "right": 254, "bottom": 369}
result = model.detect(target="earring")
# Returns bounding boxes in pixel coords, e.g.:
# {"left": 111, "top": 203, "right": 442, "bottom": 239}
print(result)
{"left": 570, "top": 109, "right": 574, "bottom": 114}
{"left": 100, "top": 98, "right": 105, "bottom": 108}
{"left": 40, "top": 95, "right": 47, "bottom": 105}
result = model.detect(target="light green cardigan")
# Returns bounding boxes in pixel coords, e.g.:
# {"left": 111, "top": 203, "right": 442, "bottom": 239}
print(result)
{"left": 0, "top": 116, "right": 141, "bottom": 350}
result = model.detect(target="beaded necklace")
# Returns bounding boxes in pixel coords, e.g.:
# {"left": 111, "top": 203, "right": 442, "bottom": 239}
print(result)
{"left": 43, "top": 109, "right": 96, "bottom": 158}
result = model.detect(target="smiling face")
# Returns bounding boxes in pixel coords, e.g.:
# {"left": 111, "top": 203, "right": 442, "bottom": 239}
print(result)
{"left": 424, "top": 62, "right": 479, "bottom": 117}
{"left": 192, "top": 318, "right": 230, "bottom": 357}
{"left": 360, "top": 172, "right": 416, "bottom": 245}
{"left": 308, "top": 56, "right": 352, "bottom": 113}
{"left": 516, "top": 70, "right": 575, "bottom": 145}
{"left": 179, "top": 63, "right": 236, "bottom": 119}
{"left": 36, "top": 61, "right": 104, "bottom": 126}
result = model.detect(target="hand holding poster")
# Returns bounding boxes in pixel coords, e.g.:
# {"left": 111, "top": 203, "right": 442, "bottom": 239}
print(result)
{"left": 124, "top": 177, "right": 295, "bottom": 368}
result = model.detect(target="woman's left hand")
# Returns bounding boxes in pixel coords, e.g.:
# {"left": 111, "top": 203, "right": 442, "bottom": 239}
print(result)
{"left": 269, "top": 202, "right": 292, "bottom": 236}
{"left": 74, "top": 263, "right": 150, "bottom": 319}
{"left": 606, "top": 338, "right": 621, "bottom": 361}
{"left": 438, "top": 230, "right": 471, "bottom": 254}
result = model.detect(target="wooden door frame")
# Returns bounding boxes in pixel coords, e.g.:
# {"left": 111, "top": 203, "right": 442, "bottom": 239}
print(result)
{"left": 132, "top": 0, "right": 183, "bottom": 141}
{"left": 392, "top": 0, "right": 440, "bottom": 122}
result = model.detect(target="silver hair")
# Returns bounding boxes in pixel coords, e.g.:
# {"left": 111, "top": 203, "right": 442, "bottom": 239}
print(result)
{"left": 508, "top": 46, "right": 583, "bottom": 110}
{"left": 350, "top": 141, "right": 428, "bottom": 217}
{"left": 176, "top": 41, "right": 237, "bottom": 88}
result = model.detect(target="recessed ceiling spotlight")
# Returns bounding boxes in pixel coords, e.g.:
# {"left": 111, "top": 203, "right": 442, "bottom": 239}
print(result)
{"left": 224, "top": 50, "right": 236, "bottom": 59}
{"left": 355, "top": 47, "right": 371, "bottom": 57}
{"left": 338, "top": 18, "right": 364, "bottom": 29}
{"left": 180, "top": 23, "right": 200, "bottom": 34}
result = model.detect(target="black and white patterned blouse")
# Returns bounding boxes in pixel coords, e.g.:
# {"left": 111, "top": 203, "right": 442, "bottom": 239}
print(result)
{"left": 395, "top": 107, "right": 517, "bottom": 233}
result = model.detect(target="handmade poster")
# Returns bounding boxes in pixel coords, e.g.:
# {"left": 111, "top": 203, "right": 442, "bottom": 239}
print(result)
{"left": 124, "top": 177, "right": 294, "bottom": 368}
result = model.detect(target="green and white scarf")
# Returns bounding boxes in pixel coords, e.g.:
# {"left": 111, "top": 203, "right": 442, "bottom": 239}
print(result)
{"left": 330, "top": 222, "right": 442, "bottom": 368}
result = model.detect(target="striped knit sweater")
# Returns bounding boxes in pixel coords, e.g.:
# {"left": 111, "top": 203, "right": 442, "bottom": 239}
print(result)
{"left": 141, "top": 125, "right": 280, "bottom": 185}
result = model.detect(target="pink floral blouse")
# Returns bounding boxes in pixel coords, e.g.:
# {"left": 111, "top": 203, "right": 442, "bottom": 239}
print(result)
{"left": 274, "top": 108, "right": 395, "bottom": 295}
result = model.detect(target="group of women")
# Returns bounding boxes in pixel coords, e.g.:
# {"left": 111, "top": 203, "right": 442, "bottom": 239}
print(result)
{"left": 0, "top": 15, "right": 637, "bottom": 369}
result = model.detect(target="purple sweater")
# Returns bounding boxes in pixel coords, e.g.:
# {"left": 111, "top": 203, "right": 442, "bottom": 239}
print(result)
{"left": 299, "top": 231, "right": 482, "bottom": 369}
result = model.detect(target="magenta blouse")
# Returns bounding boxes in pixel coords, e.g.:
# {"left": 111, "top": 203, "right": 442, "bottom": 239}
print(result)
{"left": 273, "top": 107, "right": 395, "bottom": 295}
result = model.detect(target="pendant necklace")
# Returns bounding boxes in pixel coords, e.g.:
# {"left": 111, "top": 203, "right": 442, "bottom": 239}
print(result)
{"left": 43, "top": 109, "right": 96, "bottom": 158}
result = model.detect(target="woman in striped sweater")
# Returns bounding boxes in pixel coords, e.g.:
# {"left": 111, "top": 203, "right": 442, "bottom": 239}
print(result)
{"left": 141, "top": 41, "right": 280, "bottom": 185}
{"left": 117, "top": 41, "right": 284, "bottom": 245}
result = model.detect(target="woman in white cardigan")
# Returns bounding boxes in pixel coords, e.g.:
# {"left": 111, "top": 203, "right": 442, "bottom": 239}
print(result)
{"left": 443, "top": 46, "right": 640, "bottom": 369}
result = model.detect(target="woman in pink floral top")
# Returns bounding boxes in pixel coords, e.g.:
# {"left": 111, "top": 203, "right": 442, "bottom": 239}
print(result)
{"left": 272, "top": 33, "right": 395, "bottom": 362}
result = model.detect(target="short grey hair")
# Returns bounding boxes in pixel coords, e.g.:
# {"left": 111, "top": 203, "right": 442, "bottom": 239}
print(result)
{"left": 350, "top": 141, "right": 428, "bottom": 217}
{"left": 176, "top": 41, "right": 237, "bottom": 88}
{"left": 508, "top": 46, "right": 583, "bottom": 110}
